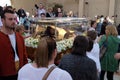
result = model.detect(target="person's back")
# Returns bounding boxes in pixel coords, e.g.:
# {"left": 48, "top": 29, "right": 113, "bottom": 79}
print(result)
{"left": 59, "top": 35, "right": 97, "bottom": 80}
{"left": 18, "top": 37, "right": 72, "bottom": 80}
{"left": 59, "top": 54, "right": 97, "bottom": 80}
{"left": 18, "top": 63, "right": 72, "bottom": 80}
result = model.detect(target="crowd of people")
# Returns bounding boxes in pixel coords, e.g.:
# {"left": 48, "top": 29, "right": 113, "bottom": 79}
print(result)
{"left": 0, "top": 3, "right": 120, "bottom": 80}
{"left": 87, "top": 15, "right": 120, "bottom": 80}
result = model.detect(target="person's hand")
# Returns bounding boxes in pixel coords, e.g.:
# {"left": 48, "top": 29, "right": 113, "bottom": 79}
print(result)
{"left": 96, "top": 35, "right": 103, "bottom": 43}
{"left": 114, "top": 53, "right": 120, "bottom": 60}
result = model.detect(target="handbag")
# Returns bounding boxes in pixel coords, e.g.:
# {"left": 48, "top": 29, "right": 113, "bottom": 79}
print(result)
{"left": 100, "top": 36, "right": 108, "bottom": 60}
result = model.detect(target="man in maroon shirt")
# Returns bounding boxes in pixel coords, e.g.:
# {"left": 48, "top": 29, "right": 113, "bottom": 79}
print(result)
{"left": 0, "top": 9, "right": 28, "bottom": 80}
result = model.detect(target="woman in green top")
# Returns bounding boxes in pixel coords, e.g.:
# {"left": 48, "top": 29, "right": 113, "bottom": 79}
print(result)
{"left": 99, "top": 25, "right": 120, "bottom": 80}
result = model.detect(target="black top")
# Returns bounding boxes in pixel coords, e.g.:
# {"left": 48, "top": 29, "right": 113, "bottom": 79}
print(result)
{"left": 58, "top": 54, "right": 98, "bottom": 80}
{"left": 46, "top": 12, "right": 55, "bottom": 17}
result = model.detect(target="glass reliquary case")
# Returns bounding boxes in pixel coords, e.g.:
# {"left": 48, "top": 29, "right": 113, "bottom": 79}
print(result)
{"left": 25, "top": 17, "right": 88, "bottom": 62}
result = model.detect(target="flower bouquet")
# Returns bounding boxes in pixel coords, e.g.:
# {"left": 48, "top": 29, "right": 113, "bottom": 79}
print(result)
{"left": 25, "top": 37, "right": 74, "bottom": 61}
{"left": 25, "top": 37, "right": 39, "bottom": 61}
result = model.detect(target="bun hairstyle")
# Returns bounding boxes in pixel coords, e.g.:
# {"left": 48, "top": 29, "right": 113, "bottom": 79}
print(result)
{"left": 34, "top": 37, "right": 56, "bottom": 67}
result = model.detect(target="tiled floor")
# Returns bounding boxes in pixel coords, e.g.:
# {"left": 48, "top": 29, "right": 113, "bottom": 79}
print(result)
{"left": 104, "top": 71, "right": 120, "bottom": 80}
{"left": 114, "top": 75, "right": 120, "bottom": 80}
{"left": 114, "top": 65, "right": 120, "bottom": 80}
{"left": 113, "top": 72, "right": 120, "bottom": 80}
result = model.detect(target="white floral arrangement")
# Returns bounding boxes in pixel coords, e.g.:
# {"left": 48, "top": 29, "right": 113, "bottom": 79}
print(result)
{"left": 25, "top": 37, "right": 39, "bottom": 48}
{"left": 25, "top": 37, "right": 74, "bottom": 53}
{"left": 56, "top": 38, "right": 74, "bottom": 53}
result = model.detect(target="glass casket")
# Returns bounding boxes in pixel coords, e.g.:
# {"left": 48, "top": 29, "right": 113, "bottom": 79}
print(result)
{"left": 25, "top": 17, "right": 88, "bottom": 62}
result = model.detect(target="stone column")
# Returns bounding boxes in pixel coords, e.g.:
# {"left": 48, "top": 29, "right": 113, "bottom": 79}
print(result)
{"left": 78, "top": 0, "right": 84, "bottom": 17}
{"left": 109, "top": 0, "right": 115, "bottom": 17}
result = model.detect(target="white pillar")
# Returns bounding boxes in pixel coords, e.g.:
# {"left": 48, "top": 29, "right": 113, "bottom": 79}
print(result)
{"left": 78, "top": 0, "right": 84, "bottom": 17}
{"left": 109, "top": 0, "right": 115, "bottom": 17}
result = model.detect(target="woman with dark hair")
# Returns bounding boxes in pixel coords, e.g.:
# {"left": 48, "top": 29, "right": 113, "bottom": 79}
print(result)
{"left": 18, "top": 37, "right": 72, "bottom": 80}
{"left": 89, "top": 20, "right": 97, "bottom": 31}
{"left": 58, "top": 35, "right": 97, "bottom": 80}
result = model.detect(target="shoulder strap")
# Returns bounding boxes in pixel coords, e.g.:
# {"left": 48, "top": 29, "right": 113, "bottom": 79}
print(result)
{"left": 42, "top": 65, "right": 56, "bottom": 80}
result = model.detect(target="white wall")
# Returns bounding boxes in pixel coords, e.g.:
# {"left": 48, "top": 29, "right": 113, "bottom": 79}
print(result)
{"left": 86, "top": 0, "right": 109, "bottom": 18}
{"left": 115, "top": 0, "right": 120, "bottom": 25}
{"left": 11, "top": 0, "right": 41, "bottom": 16}
{"left": 10, "top": 0, "right": 120, "bottom": 25}
{"left": 47, "top": 0, "right": 110, "bottom": 19}
{"left": 47, "top": 0, "right": 78, "bottom": 16}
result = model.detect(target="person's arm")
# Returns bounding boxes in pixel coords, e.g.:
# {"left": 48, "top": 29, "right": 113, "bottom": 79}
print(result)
{"left": 114, "top": 53, "right": 120, "bottom": 60}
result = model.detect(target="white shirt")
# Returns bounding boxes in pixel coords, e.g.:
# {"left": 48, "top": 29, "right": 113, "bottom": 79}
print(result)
{"left": 38, "top": 8, "right": 46, "bottom": 18}
{"left": 0, "top": 17, "right": 3, "bottom": 28}
{"left": 89, "top": 27, "right": 95, "bottom": 31}
{"left": 87, "top": 42, "right": 101, "bottom": 72}
{"left": 18, "top": 63, "right": 72, "bottom": 80}
{"left": 90, "top": 42, "right": 100, "bottom": 59}
{"left": 118, "top": 35, "right": 120, "bottom": 39}
{"left": 9, "top": 33, "right": 19, "bottom": 61}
